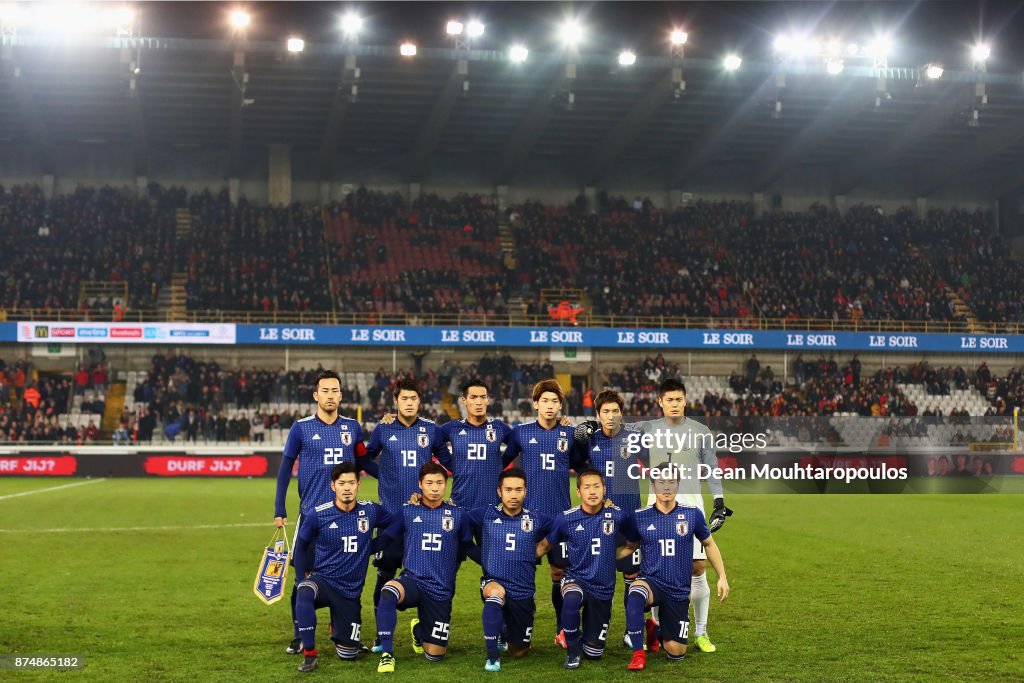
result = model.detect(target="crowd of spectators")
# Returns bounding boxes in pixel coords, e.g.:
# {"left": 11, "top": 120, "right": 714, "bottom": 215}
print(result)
{"left": 0, "top": 184, "right": 177, "bottom": 312}
{"left": 0, "top": 358, "right": 103, "bottom": 443}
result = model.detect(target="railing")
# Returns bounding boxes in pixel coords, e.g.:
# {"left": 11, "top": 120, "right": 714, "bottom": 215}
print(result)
{"left": 2, "top": 307, "right": 1023, "bottom": 334}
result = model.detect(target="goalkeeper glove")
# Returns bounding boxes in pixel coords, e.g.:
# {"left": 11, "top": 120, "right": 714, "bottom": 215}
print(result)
{"left": 708, "top": 498, "right": 733, "bottom": 533}
{"left": 574, "top": 420, "right": 600, "bottom": 445}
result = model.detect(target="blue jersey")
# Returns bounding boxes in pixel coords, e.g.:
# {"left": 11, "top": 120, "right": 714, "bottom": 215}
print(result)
{"left": 586, "top": 425, "right": 647, "bottom": 513}
{"left": 295, "top": 500, "right": 393, "bottom": 599}
{"left": 383, "top": 502, "right": 471, "bottom": 601}
{"left": 465, "top": 505, "right": 552, "bottom": 601}
{"left": 365, "top": 418, "right": 452, "bottom": 513}
{"left": 442, "top": 419, "right": 513, "bottom": 509}
{"left": 547, "top": 505, "right": 635, "bottom": 600}
{"left": 626, "top": 504, "right": 710, "bottom": 602}
{"left": 503, "top": 421, "right": 588, "bottom": 520}
{"left": 274, "top": 415, "right": 367, "bottom": 518}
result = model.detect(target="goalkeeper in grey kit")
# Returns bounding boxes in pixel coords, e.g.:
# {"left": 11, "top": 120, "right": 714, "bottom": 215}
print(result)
{"left": 575, "top": 377, "right": 733, "bottom": 653}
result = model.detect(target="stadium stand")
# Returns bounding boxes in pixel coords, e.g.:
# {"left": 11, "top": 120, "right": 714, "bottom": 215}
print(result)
{"left": 0, "top": 359, "right": 104, "bottom": 442}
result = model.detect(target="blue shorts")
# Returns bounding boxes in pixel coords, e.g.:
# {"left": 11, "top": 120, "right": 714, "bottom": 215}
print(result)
{"left": 560, "top": 579, "right": 612, "bottom": 650}
{"left": 296, "top": 575, "right": 364, "bottom": 647}
{"left": 395, "top": 573, "right": 453, "bottom": 647}
{"left": 644, "top": 580, "right": 690, "bottom": 645}
{"left": 480, "top": 579, "right": 536, "bottom": 649}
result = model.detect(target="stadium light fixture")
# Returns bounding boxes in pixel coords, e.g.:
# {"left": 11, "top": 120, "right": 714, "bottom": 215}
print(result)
{"left": 618, "top": 50, "right": 636, "bottom": 66}
{"left": 865, "top": 35, "right": 892, "bottom": 60}
{"left": 826, "top": 59, "right": 844, "bottom": 75}
{"left": 446, "top": 20, "right": 463, "bottom": 36}
{"left": 845, "top": 42, "right": 860, "bottom": 56}
{"left": 340, "top": 12, "right": 362, "bottom": 38}
{"left": 670, "top": 29, "right": 688, "bottom": 46}
{"left": 723, "top": 54, "right": 742, "bottom": 71}
{"left": 229, "top": 9, "right": 250, "bottom": 30}
{"left": 509, "top": 44, "right": 529, "bottom": 63}
{"left": 286, "top": 37, "right": 304, "bottom": 53}
{"left": 558, "top": 19, "right": 583, "bottom": 48}
{"left": 971, "top": 43, "right": 991, "bottom": 62}
{"left": 925, "top": 63, "right": 944, "bottom": 80}
{"left": 466, "top": 20, "right": 484, "bottom": 38}
{"left": 773, "top": 34, "right": 791, "bottom": 54}
{"left": 400, "top": 41, "right": 417, "bottom": 57}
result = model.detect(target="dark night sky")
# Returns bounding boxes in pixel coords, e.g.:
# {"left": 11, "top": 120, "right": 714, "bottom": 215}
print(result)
{"left": 138, "top": 1, "right": 1023, "bottom": 70}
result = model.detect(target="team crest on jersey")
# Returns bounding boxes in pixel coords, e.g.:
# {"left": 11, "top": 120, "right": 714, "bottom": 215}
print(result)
{"left": 341, "top": 432, "right": 352, "bottom": 446}
{"left": 620, "top": 443, "right": 630, "bottom": 460}
{"left": 676, "top": 520, "right": 689, "bottom": 536}
{"left": 557, "top": 438, "right": 568, "bottom": 453}
{"left": 441, "top": 516, "right": 455, "bottom": 532}
{"left": 418, "top": 434, "right": 430, "bottom": 448}
{"left": 602, "top": 520, "right": 615, "bottom": 535}
{"left": 486, "top": 427, "right": 497, "bottom": 443}
{"left": 357, "top": 517, "right": 370, "bottom": 533}
{"left": 521, "top": 516, "right": 533, "bottom": 533}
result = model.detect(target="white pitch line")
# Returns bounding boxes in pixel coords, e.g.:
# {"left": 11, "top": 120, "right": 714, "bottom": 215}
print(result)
{"left": 0, "top": 478, "right": 106, "bottom": 502}
{"left": 0, "top": 521, "right": 270, "bottom": 534}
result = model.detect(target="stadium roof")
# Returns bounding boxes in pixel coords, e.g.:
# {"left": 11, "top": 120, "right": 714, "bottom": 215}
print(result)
{"left": 1, "top": 1, "right": 1023, "bottom": 199}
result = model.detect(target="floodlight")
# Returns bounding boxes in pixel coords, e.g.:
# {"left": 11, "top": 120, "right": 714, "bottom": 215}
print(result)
{"left": 466, "top": 21, "right": 484, "bottom": 38}
{"left": 340, "top": 12, "right": 362, "bottom": 37}
{"left": 400, "top": 41, "right": 417, "bottom": 57}
{"left": 826, "top": 59, "right": 844, "bottom": 75}
{"left": 971, "top": 43, "right": 990, "bottom": 62}
{"left": 618, "top": 50, "right": 636, "bottom": 66}
{"left": 723, "top": 54, "right": 742, "bottom": 71}
{"left": 446, "top": 20, "right": 463, "bottom": 36}
{"left": 287, "top": 37, "right": 304, "bottom": 53}
{"left": 670, "top": 30, "right": 688, "bottom": 46}
{"left": 559, "top": 20, "right": 582, "bottom": 47}
{"left": 925, "top": 63, "right": 943, "bottom": 80}
{"left": 509, "top": 44, "right": 529, "bottom": 63}
{"left": 230, "top": 10, "right": 250, "bottom": 30}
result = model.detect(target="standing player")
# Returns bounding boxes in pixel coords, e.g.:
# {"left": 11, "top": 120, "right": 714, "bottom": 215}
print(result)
{"left": 575, "top": 390, "right": 649, "bottom": 646}
{"left": 463, "top": 467, "right": 553, "bottom": 672}
{"left": 502, "top": 379, "right": 589, "bottom": 645}
{"left": 537, "top": 469, "right": 636, "bottom": 670}
{"left": 273, "top": 370, "right": 373, "bottom": 655}
{"left": 362, "top": 378, "right": 453, "bottom": 633}
{"left": 373, "top": 462, "right": 472, "bottom": 673}
{"left": 639, "top": 378, "right": 733, "bottom": 653}
{"left": 620, "top": 476, "right": 729, "bottom": 670}
{"left": 291, "top": 463, "right": 393, "bottom": 672}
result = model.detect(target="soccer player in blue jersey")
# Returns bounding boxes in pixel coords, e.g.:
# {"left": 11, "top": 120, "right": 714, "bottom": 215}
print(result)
{"left": 620, "top": 476, "right": 729, "bottom": 671}
{"left": 362, "top": 378, "right": 453, "bottom": 624}
{"left": 464, "top": 467, "right": 553, "bottom": 672}
{"left": 537, "top": 469, "right": 636, "bottom": 670}
{"left": 578, "top": 390, "right": 651, "bottom": 646}
{"left": 502, "top": 379, "right": 589, "bottom": 646}
{"left": 373, "top": 462, "right": 472, "bottom": 674}
{"left": 273, "top": 370, "right": 374, "bottom": 655}
{"left": 291, "top": 463, "right": 393, "bottom": 672}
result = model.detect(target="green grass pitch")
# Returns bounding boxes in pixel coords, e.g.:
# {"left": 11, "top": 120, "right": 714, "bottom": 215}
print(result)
{"left": 1, "top": 477, "right": 1023, "bottom": 682}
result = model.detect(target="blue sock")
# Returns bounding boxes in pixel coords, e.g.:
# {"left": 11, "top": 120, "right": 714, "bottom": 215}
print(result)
{"left": 290, "top": 584, "right": 300, "bottom": 639}
{"left": 483, "top": 596, "right": 504, "bottom": 662}
{"left": 551, "top": 580, "right": 564, "bottom": 632}
{"left": 373, "top": 570, "right": 393, "bottom": 609}
{"left": 376, "top": 585, "right": 400, "bottom": 654}
{"left": 625, "top": 585, "right": 649, "bottom": 652}
{"left": 295, "top": 582, "right": 318, "bottom": 651}
{"left": 561, "top": 589, "right": 583, "bottom": 658}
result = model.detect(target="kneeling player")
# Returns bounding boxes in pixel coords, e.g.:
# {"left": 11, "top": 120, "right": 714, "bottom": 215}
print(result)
{"left": 621, "top": 477, "right": 730, "bottom": 670}
{"left": 537, "top": 469, "right": 636, "bottom": 670}
{"left": 374, "top": 462, "right": 472, "bottom": 673}
{"left": 464, "top": 467, "right": 553, "bottom": 671}
{"left": 292, "top": 463, "right": 393, "bottom": 672}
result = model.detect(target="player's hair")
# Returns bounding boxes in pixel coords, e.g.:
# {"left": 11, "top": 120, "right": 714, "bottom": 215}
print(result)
{"left": 594, "top": 389, "right": 624, "bottom": 412}
{"left": 461, "top": 377, "right": 489, "bottom": 397}
{"left": 532, "top": 379, "right": 564, "bottom": 403}
{"left": 394, "top": 377, "right": 420, "bottom": 399}
{"left": 315, "top": 370, "right": 342, "bottom": 391}
{"left": 419, "top": 461, "right": 449, "bottom": 482}
{"left": 576, "top": 468, "right": 605, "bottom": 489}
{"left": 331, "top": 462, "right": 360, "bottom": 481}
{"left": 498, "top": 467, "right": 526, "bottom": 488}
{"left": 658, "top": 378, "right": 687, "bottom": 397}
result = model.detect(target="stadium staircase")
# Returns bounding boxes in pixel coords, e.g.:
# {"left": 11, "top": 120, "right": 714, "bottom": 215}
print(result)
{"left": 498, "top": 214, "right": 517, "bottom": 269}
{"left": 163, "top": 208, "right": 193, "bottom": 321}
{"left": 440, "top": 388, "right": 461, "bottom": 421}
{"left": 904, "top": 244, "right": 984, "bottom": 333}
{"left": 100, "top": 382, "right": 127, "bottom": 438}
